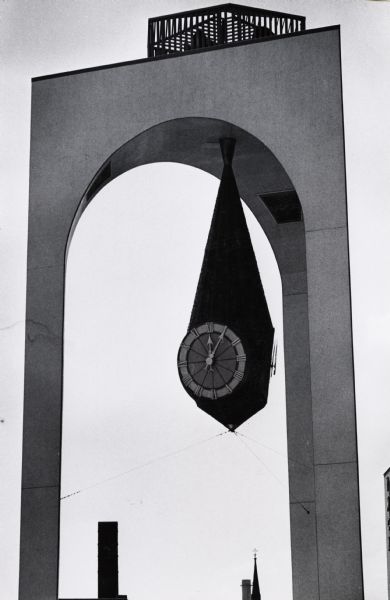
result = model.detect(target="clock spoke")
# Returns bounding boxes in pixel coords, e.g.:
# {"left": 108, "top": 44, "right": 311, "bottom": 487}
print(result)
{"left": 214, "top": 364, "right": 226, "bottom": 384}
{"left": 212, "top": 365, "right": 224, "bottom": 389}
{"left": 192, "top": 363, "right": 207, "bottom": 377}
{"left": 201, "top": 370, "right": 209, "bottom": 387}
{"left": 217, "top": 362, "right": 235, "bottom": 375}
{"left": 197, "top": 336, "right": 210, "bottom": 354}
{"left": 187, "top": 347, "right": 207, "bottom": 359}
{"left": 214, "top": 343, "right": 233, "bottom": 359}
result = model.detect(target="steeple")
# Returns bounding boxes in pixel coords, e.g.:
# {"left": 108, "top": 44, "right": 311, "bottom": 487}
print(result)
{"left": 251, "top": 550, "right": 261, "bottom": 600}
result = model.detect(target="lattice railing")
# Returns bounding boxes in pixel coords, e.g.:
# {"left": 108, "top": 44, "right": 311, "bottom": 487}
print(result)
{"left": 148, "top": 3, "right": 306, "bottom": 57}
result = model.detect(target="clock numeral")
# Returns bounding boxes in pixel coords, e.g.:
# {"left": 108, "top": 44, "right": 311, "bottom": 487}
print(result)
{"left": 213, "top": 389, "right": 218, "bottom": 400}
{"left": 232, "top": 338, "right": 241, "bottom": 346}
{"left": 181, "top": 343, "right": 191, "bottom": 349}
{"left": 178, "top": 360, "right": 188, "bottom": 368}
{"left": 233, "top": 370, "right": 243, "bottom": 381}
{"left": 194, "top": 385, "right": 203, "bottom": 397}
{"left": 236, "top": 354, "right": 246, "bottom": 362}
{"left": 191, "top": 328, "right": 200, "bottom": 338}
{"left": 207, "top": 322, "right": 214, "bottom": 333}
{"left": 182, "top": 374, "right": 192, "bottom": 386}
{"left": 225, "top": 383, "right": 233, "bottom": 394}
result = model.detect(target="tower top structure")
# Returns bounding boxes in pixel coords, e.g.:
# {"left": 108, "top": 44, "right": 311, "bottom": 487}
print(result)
{"left": 147, "top": 3, "right": 305, "bottom": 57}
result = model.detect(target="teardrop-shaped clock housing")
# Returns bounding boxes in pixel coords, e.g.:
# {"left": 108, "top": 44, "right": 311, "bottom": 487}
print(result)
{"left": 178, "top": 139, "right": 274, "bottom": 431}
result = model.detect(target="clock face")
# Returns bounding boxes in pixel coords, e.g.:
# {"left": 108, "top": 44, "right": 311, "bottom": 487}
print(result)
{"left": 177, "top": 322, "right": 246, "bottom": 399}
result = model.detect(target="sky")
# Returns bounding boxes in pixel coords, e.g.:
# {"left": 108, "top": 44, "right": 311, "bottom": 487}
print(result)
{"left": 0, "top": 1, "right": 390, "bottom": 599}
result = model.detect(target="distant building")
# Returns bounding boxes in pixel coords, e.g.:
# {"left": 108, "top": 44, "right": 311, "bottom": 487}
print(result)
{"left": 242, "top": 554, "right": 261, "bottom": 600}
{"left": 385, "top": 468, "right": 390, "bottom": 599}
{"left": 60, "top": 521, "right": 127, "bottom": 600}
{"left": 251, "top": 554, "right": 261, "bottom": 600}
{"left": 241, "top": 579, "right": 251, "bottom": 600}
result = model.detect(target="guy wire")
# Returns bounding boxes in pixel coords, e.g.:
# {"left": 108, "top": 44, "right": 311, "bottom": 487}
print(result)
{"left": 234, "top": 432, "right": 311, "bottom": 515}
{"left": 61, "top": 430, "right": 228, "bottom": 501}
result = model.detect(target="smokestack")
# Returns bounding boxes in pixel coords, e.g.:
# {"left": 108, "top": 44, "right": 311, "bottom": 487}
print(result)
{"left": 98, "top": 522, "right": 119, "bottom": 599}
{"left": 242, "top": 579, "right": 251, "bottom": 600}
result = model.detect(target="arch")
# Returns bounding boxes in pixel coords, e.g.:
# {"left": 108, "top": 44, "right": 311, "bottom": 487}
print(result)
{"left": 62, "top": 116, "right": 312, "bottom": 597}
{"left": 60, "top": 160, "right": 290, "bottom": 600}
{"left": 67, "top": 117, "right": 306, "bottom": 291}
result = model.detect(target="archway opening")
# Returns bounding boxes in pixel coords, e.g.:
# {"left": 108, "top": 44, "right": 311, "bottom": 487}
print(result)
{"left": 59, "top": 162, "right": 292, "bottom": 600}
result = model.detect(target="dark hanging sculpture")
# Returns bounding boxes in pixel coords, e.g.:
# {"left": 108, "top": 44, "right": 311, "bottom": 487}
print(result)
{"left": 177, "top": 139, "right": 274, "bottom": 431}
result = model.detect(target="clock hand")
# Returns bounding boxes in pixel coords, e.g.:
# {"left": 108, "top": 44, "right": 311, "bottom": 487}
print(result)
{"left": 207, "top": 335, "right": 214, "bottom": 355}
{"left": 204, "top": 334, "right": 215, "bottom": 371}
{"left": 210, "top": 326, "right": 227, "bottom": 359}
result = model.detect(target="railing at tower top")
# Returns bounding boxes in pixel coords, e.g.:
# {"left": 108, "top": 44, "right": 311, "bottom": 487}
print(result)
{"left": 147, "top": 3, "right": 306, "bottom": 57}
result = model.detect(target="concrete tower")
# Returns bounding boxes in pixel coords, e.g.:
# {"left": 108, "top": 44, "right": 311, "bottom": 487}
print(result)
{"left": 19, "top": 4, "right": 363, "bottom": 599}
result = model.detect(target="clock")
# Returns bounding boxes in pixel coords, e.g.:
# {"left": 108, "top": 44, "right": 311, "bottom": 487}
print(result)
{"left": 177, "top": 322, "right": 246, "bottom": 399}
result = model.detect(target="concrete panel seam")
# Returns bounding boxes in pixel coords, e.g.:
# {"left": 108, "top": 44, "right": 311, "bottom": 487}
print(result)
{"left": 305, "top": 225, "right": 346, "bottom": 234}
{"left": 315, "top": 460, "right": 357, "bottom": 467}
{"left": 283, "top": 291, "right": 307, "bottom": 298}
{"left": 27, "top": 264, "right": 62, "bottom": 272}
{"left": 22, "top": 484, "right": 59, "bottom": 490}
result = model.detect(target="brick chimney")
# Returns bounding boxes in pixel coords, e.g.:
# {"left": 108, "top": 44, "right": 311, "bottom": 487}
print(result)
{"left": 242, "top": 579, "right": 251, "bottom": 600}
{"left": 98, "top": 522, "right": 119, "bottom": 598}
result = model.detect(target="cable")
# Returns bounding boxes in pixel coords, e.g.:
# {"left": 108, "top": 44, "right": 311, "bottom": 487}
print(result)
{"left": 60, "top": 431, "right": 228, "bottom": 501}
{"left": 233, "top": 433, "right": 310, "bottom": 515}
{"left": 236, "top": 431, "right": 313, "bottom": 471}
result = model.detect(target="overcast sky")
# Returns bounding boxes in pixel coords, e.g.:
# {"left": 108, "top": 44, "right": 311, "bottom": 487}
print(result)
{"left": 1, "top": 1, "right": 390, "bottom": 599}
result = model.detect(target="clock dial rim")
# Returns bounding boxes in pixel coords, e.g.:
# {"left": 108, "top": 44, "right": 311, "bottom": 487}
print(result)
{"left": 177, "top": 322, "right": 246, "bottom": 399}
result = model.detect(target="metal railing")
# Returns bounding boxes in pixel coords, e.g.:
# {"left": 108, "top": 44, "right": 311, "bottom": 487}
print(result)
{"left": 147, "top": 3, "right": 306, "bottom": 57}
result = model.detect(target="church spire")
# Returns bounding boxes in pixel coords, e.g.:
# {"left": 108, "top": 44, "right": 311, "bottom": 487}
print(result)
{"left": 251, "top": 550, "right": 261, "bottom": 600}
